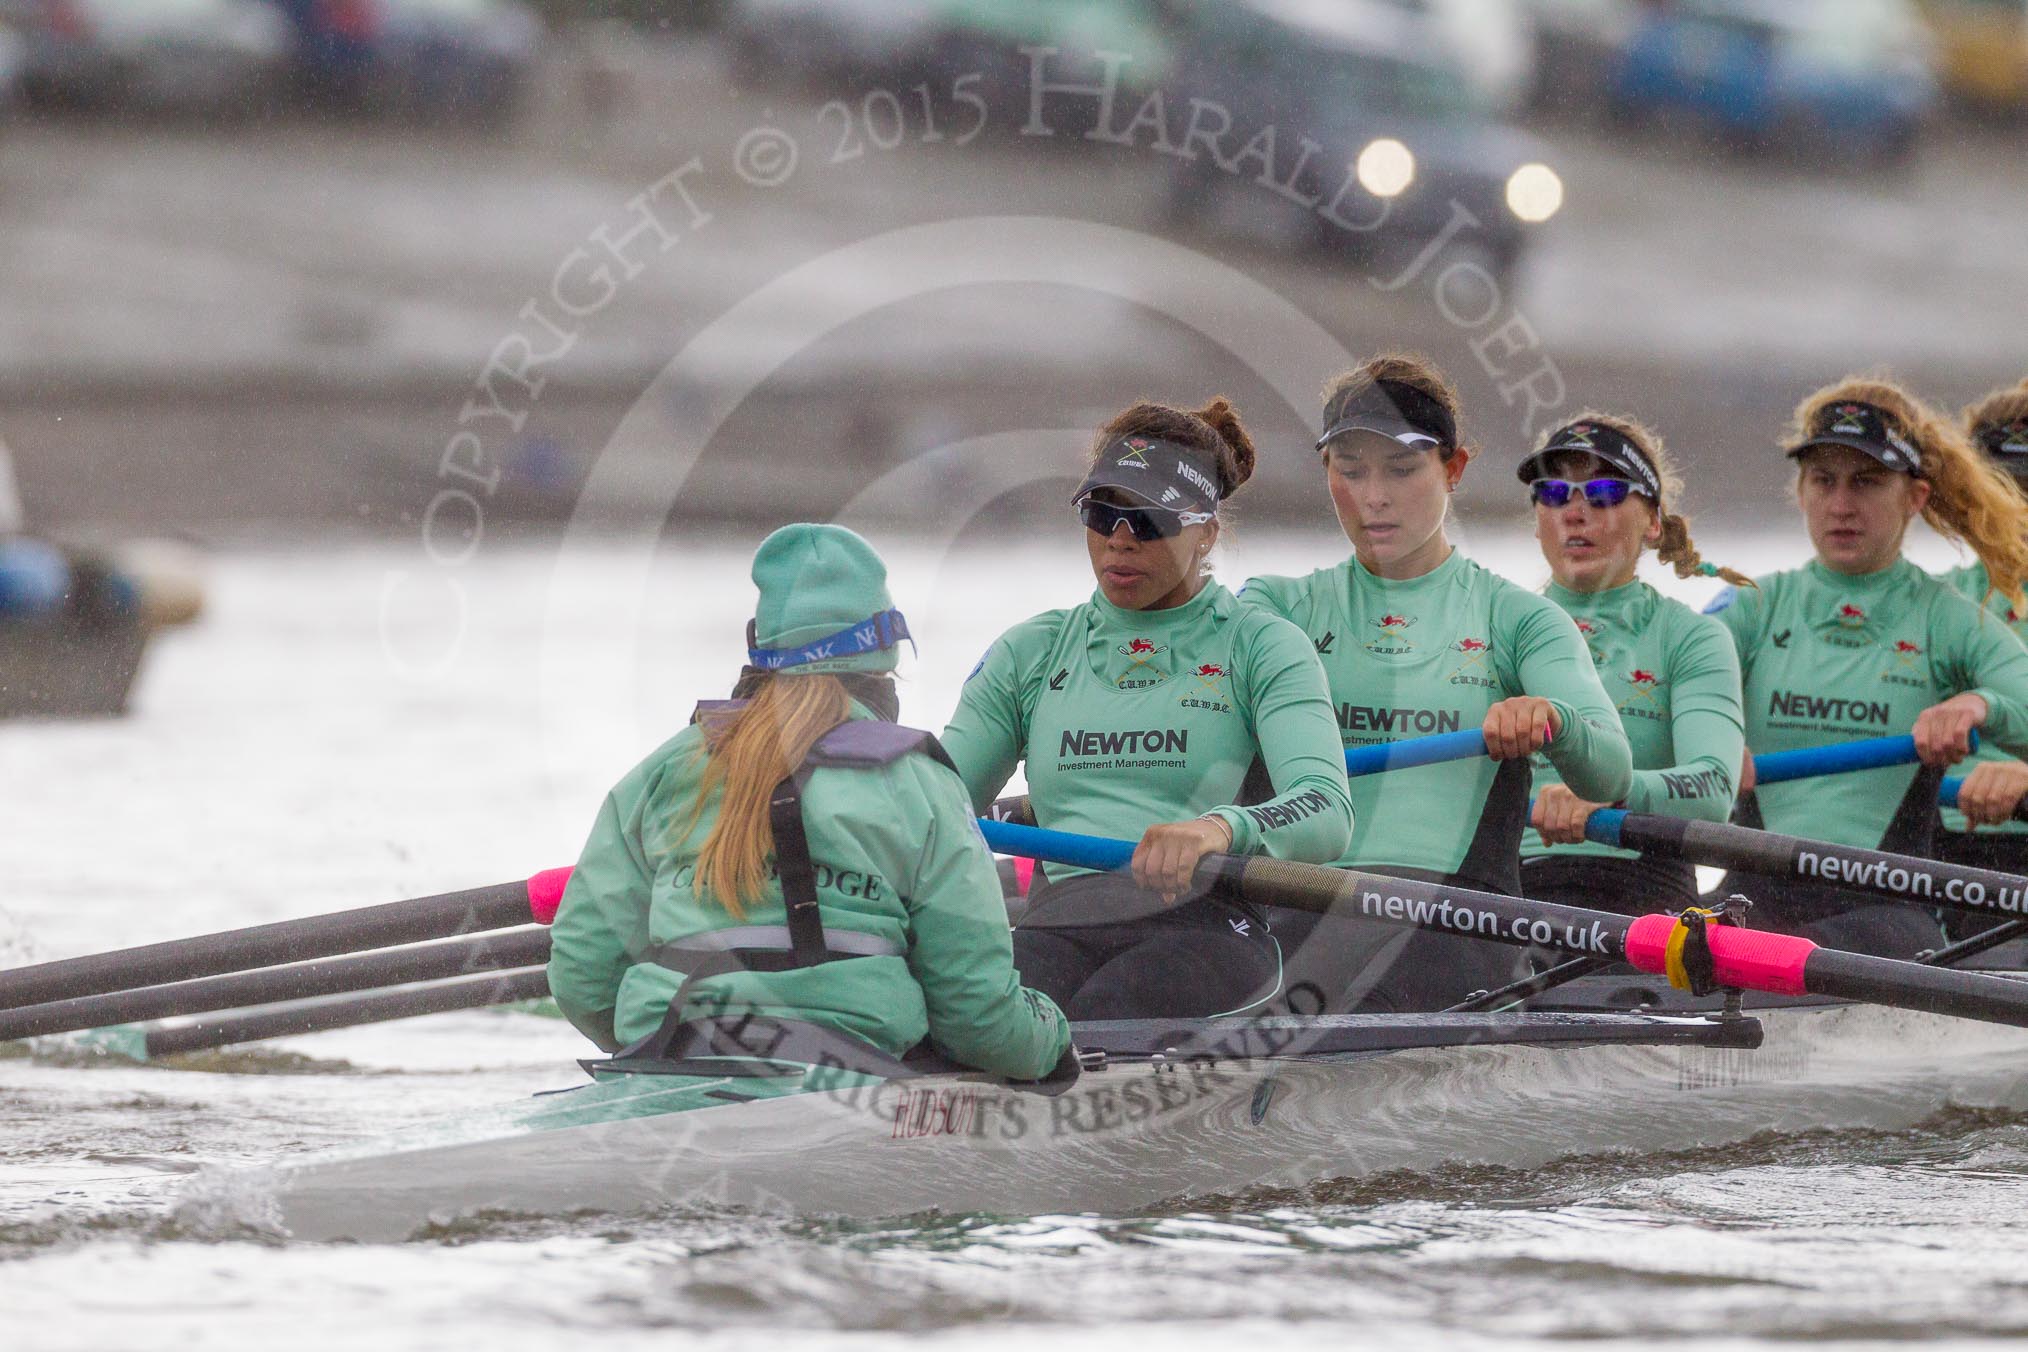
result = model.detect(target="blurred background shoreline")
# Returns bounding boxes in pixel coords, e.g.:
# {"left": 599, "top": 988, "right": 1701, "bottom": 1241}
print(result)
{"left": 3, "top": 1, "right": 2026, "bottom": 541}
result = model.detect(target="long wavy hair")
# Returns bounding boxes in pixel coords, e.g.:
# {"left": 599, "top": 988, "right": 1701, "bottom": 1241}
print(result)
{"left": 1792, "top": 376, "right": 2028, "bottom": 609}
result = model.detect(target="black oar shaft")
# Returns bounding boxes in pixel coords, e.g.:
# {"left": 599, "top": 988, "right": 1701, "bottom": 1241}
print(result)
{"left": 0, "top": 928, "right": 553, "bottom": 1043}
{"left": 1922, "top": 919, "right": 2028, "bottom": 969}
{"left": 1200, "top": 854, "right": 2028, "bottom": 1030}
{"left": 139, "top": 967, "right": 552, "bottom": 1058}
{"left": 1803, "top": 949, "right": 2028, "bottom": 1023}
{"left": 1607, "top": 814, "right": 2028, "bottom": 923}
{"left": 1216, "top": 856, "right": 1635, "bottom": 961}
{"left": 0, "top": 881, "right": 537, "bottom": 1013}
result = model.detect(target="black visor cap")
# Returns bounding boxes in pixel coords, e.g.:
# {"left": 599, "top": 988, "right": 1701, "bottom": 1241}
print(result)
{"left": 1786, "top": 400, "right": 1923, "bottom": 475}
{"left": 1517, "top": 420, "right": 1663, "bottom": 501}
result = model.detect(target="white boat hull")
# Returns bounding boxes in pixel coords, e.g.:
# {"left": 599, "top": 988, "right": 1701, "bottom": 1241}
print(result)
{"left": 266, "top": 1003, "right": 2028, "bottom": 1243}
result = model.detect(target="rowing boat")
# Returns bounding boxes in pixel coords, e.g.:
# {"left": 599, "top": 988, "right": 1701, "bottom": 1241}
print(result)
{"left": 263, "top": 982, "right": 2028, "bottom": 1243}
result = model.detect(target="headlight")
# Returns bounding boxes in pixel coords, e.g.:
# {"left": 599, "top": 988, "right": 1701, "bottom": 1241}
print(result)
{"left": 1356, "top": 139, "right": 1415, "bottom": 199}
{"left": 1505, "top": 163, "right": 1564, "bottom": 223}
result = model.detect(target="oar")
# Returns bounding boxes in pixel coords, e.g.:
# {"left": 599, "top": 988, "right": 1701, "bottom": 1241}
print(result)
{"left": 0, "top": 928, "right": 553, "bottom": 1044}
{"left": 1586, "top": 811, "right": 2028, "bottom": 929}
{"left": 1751, "top": 734, "right": 1930, "bottom": 786}
{"left": 979, "top": 820, "right": 2028, "bottom": 1029}
{"left": 0, "top": 868, "right": 572, "bottom": 1014}
{"left": 108, "top": 967, "right": 553, "bottom": 1061}
{"left": 1343, "top": 729, "right": 1493, "bottom": 776}
{"left": 1940, "top": 776, "right": 2028, "bottom": 825}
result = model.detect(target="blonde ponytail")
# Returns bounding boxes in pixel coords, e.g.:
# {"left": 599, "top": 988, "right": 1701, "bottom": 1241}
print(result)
{"left": 683, "top": 673, "right": 853, "bottom": 917}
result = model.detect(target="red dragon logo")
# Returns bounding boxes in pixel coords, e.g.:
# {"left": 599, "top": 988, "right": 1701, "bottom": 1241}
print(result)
{"left": 1576, "top": 620, "right": 1597, "bottom": 635}
{"left": 1195, "top": 663, "right": 1227, "bottom": 678}
{"left": 1127, "top": 638, "right": 1157, "bottom": 654}
{"left": 1840, "top": 604, "right": 1867, "bottom": 622}
{"left": 1380, "top": 614, "right": 1409, "bottom": 628}
{"left": 1456, "top": 638, "right": 1489, "bottom": 653}
{"left": 1894, "top": 640, "right": 1921, "bottom": 655}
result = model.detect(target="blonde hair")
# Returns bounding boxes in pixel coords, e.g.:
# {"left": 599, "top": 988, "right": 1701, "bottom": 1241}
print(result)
{"left": 682, "top": 673, "right": 853, "bottom": 917}
{"left": 1535, "top": 409, "right": 1754, "bottom": 588}
{"left": 1793, "top": 376, "right": 2028, "bottom": 610}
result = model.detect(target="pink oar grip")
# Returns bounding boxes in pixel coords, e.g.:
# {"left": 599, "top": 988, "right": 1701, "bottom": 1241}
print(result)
{"left": 526, "top": 867, "right": 574, "bottom": 926}
{"left": 1012, "top": 856, "right": 1035, "bottom": 897}
{"left": 1624, "top": 913, "right": 1816, "bottom": 997}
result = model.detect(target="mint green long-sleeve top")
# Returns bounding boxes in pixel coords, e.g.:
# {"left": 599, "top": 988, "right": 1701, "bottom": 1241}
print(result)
{"left": 1937, "top": 561, "right": 2028, "bottom": 838}
{"left": 1522, "top": 579, "right": 1744, "bottom": 862}
{"left": 1240, "top": 550, "right": 1632, "bottom": 876}
{"left": 941, "top": 581, "right": 1353, "bottom": 880}
{"left": 1711, "top": 557, "right": 2028, "bottom": 850}
{"left": 546, "top": 705, "right": 1070, "bottom": 1079}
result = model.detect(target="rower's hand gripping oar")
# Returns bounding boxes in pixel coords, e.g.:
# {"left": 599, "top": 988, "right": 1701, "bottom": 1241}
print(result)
{"left": 980, "top": 820, "right": 2028, "bottom": 1030}
{"left": 1940, "top": 775, "right": 2028, "bottom": 826}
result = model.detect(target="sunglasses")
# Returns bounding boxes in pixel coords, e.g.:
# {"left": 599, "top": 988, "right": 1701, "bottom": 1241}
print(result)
{"left": 1529, "top": 478, "right": 1637, "bottom": 510}
{"left": 1076, "top": 496, "right": 1211, "bottom": 542}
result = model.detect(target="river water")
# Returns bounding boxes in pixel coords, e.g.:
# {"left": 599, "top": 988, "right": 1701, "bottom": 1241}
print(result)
{"left": 3, "top": 531, "right": 2025, "bottom": 1350}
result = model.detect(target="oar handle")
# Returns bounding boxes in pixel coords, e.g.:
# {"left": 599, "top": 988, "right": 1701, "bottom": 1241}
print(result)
{"left": 1939, "top": 777, "right": 2028, "bottom": 825}
{"left": 1343, "top": 729, "right": 1494, "bottom": 777}
{"left": 1750, "top": 734, "right": 1942, "bottom": 787}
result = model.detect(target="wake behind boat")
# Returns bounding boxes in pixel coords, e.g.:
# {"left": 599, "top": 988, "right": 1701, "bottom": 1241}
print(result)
{"left": 266, "top": 989, "right": 2028, "bottom": 1244}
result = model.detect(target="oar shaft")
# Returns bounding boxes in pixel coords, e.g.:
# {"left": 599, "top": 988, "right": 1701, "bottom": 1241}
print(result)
{"left": 1592, "top": 811, "right": 2028, "bottom": 922}
{"left": 986, "top": 820, "right": 2028, "bottom": 1029}
{"left": 1800, "top": 947, "right": 2028, "bottom": 1022}
{"left": 0, "top": 928, "right": 553, "bottom": 1043}
{"left": 137, "top": 967, "right": 552, "bottom": 1059}
{"left": 0, "top": 875, "right": 563, "bottom": 1014}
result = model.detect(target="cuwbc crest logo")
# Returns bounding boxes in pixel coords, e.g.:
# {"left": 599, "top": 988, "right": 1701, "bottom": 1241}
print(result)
{"left": 1631, "top": 669, "right": 1658, "bottom": 684}
{"left": 1837, "top": 603, "right": 1868, "bottom": 628}
{"left": 1195, "top": 663, "right": 1227, "bottom": 678}
{"left": 1121, "top": 638, "right": 1160, "bottom": 656}
{"left": 1454, "top": 638, "right": 1489, "bottom": 654}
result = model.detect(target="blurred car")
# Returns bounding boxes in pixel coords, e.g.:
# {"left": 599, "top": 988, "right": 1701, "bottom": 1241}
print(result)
{"left": 1164, "top": 0, "right": 1562, "bottom": 280}
{"left": 1612, "top": 0, "right": 1938, "bottom": 165}
{"left": 263, "top": 0, "right": 540, "bottom": 128}
{"left": 0, "top": 0, "right": 292, "bottom": 116}
{"left": 1917, "top": 0, "right": 2028, "bottom": 118}
{"left": 720, "top": 0, "right": 941, "bottom": 89}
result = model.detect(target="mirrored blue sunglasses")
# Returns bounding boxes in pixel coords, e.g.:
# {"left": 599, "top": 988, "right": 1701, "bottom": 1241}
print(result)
{"left": 1529, "top": 478, "right": 1636, "bottom": 510}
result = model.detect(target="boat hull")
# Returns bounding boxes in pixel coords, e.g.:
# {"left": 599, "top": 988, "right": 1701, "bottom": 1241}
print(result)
{"left": 267, "top": 1003, "right": 2028, "bottom": 1242}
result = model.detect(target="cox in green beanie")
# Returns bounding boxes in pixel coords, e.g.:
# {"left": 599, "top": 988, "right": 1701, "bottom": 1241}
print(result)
{"left": 748, "top": 523, "right": 911, "bottom": 675}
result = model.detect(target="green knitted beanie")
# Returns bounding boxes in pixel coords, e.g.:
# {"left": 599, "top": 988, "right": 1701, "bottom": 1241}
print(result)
{"left": 747, "top": 524, "right": 908, "bottom": 675}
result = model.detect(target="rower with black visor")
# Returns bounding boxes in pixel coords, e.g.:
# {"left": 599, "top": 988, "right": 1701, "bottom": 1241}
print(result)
{"left": 1515, "top": 413, "right": 1751, "bottom": 916}
{"left": 941, "top": 397, "right": 1352, "bottom": 1022}
{"left": 1239, "top": 354, "right": 1632, "bottom": 1012}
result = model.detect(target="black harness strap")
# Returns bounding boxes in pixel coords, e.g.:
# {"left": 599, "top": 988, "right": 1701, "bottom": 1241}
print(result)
{"left": 768, "top": 769, "right": 829, "bottom": 969}
{"left": 617, "top": 712, "right": 960, "bottom": 1064}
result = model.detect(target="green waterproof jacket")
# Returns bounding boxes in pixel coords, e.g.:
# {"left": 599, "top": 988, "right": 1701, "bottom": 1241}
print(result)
{"left": 546, "top": 705, "right": 1071, "bottom": 1080}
